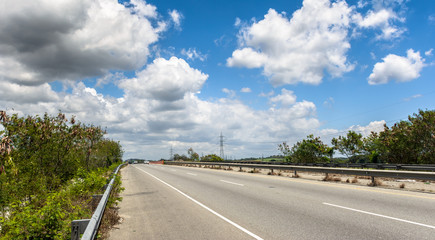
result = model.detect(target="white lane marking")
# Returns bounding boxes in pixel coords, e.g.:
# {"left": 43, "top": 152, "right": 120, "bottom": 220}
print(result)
{"left": 187, "top": 173, "right": 197, "bottom": 176}
{"left": 220, "top": 180, "right": 244, "bottom": 187}
{"left": 135, "top": 167, "right": 263, "bottom": 240}
{"left": 323, "top": 202, "right": 435, "bottom": 230}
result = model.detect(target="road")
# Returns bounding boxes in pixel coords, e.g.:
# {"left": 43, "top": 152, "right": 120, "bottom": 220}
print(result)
{"left": 108, "top": 164, "right": 435, "bottom": 240}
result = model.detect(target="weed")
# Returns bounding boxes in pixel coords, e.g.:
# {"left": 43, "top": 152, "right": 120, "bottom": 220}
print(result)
{"left": 368, "top": 179, "right": 382, "bottom": 187}
{"left": 323, "top": 174, "right": 341, "bottom": 182}
{"left": 346, "top": 178, "right": 350, "bottom": 183}
{"left": 249, "top": 169, "right": 260, "bottom": 173}
{"left": 399, "top": 183, "right": 405, "bottom": 188}
{"left": 351, "top": 177, "right": 358, "bottom": 183}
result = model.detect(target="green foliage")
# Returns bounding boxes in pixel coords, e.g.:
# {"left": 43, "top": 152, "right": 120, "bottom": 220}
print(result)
{"left": 200, "top": 154, "right": 223, "bottom": 162}
{"left": 289, "top": 135, "right": 332, "bottom": 163}
{"left": 376, "top": 109, "right": 435, "bottom": 164}
{"left": 278, "top": 109, "right": 434, "bottom": 165}
{"left": 173, "top": 153, "right": 189, "bottom": 161}
{"left": 332, "top": 131, "right": 364, "bottom": 162}
{"left": 0, "top": 111, "right": 124, "bottom": 239}
{"left": 187, "top": 148, "right": 199, "bottom": 161}
{"left": 278, "top": 142, "right": 291, "bottom": 162}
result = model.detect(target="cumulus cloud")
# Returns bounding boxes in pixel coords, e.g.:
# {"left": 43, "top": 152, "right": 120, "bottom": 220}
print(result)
{"left": 270, "top": 89, "right": 297, "bottom": 106}
{"left": 227, "top": 1, "right": 355, "bottom": 86}
{"left": 0, "top": 0, "right": 164, "bottom": 85}
{"left": 368, "top": 49, "right": 425, "bottom": 85}
{"left": 0, "top": 55, "right": 323, "bottom": 159}
{"left": 347, "top": 120, "right": 386, "bottom": 137}
{"left": 118, "top": 57, "right": 208, "bottom": 102}
{"left": 0, "top": 82, "right": 59, "bottom": 104}
{"left": 353, "top": 8, "right": 405, "bottom": 40}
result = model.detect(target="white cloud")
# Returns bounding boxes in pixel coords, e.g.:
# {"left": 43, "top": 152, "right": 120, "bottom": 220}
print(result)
{"left": 240, "top": 87, "right": 251, "bottom": 93}
{"left": 227, "top": 48, "right": 268, "bottom": 69}
{"left": 222, "top": 88, "right": 236, "bottom": 98}
{"left": 403, "top": 94, "right": 422, "bottom": 102}
{"left": 259, "top": 90, "right": 275, "bottom": 97}
{"left": 368, "top": 49, "right": 425, "bottom": 85}
{"left": 181, "top": 48, "right": 207, "bottom": 61}
{"left": 323, "top": 97, "right": 335, "bottom": 108}
{"left": 0, "top": 55, "right": 323, "bottom": 159}
{"left": 169, "top": 9, "right": 183, "bottom": 29}
{"left": 118, "top": 57, "right": 208, "bottom": 102}
{"left": 353, "top": 8, "right": 405, "bottom": 40}
{"left": 0, "top": 0, "right": 164, "bottom": 85}
{"left": 227, "top": 1, "right": 355, "bottom": 86}
{"left": 425, "top": 49, "right": 433, "bottom": 56}
{"left": 270, "top": 89, "right": 297, "bottom": 106}
{"left": 0, "top": 82, "right": 59, "bottom": 104}
{"left": 347, "top": 120, "right": 386, "bottom": 137}
{"left": 234, "top": 17, "right": 241, "bottom": 27}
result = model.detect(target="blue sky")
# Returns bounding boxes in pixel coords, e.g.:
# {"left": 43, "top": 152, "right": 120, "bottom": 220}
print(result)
{"left": 0, "top": 0, "right": 434, "bottom": 160}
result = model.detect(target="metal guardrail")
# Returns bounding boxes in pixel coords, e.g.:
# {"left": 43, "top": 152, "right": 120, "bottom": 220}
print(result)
{"left": 227, "top": 161, "right": 435, "bottom": 172}
{"left": 71, "top": 163, "right": 126, "bottom": 240}
{"left": 165, "top": 161, "right": 435, "bottom": 182}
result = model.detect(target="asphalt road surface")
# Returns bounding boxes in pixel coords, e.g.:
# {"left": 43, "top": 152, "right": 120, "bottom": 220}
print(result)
{"left": 108, "top": 164, "right": 435, "bottom": 240}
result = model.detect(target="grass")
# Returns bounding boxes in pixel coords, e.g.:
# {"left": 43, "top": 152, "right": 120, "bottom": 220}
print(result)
{"left": 368, "top": 179, "right": 383, "bottom": 187}
{"left": 323, "top": 174, "right": 341, "bottom": 182}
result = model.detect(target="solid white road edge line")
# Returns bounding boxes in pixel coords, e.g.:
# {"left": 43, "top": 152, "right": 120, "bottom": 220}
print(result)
{"left": 135, "top": 166, "right": 263, "bottom": 240}
{"left": 187, "top": 172, "right": 197, "bottom": 176}
{"left": 220, "top": 180, "right": 244, "bottom": 187}
{"left": 323, "top": 202, "right": 435, "bottom": 230}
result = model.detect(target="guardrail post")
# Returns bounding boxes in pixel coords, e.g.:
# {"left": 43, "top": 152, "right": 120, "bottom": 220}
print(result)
{"left": 371, "top": 176, "right": 375, "bottom": 185}
{"left": 71, "top": 219, "right": 90, "bottom": 240}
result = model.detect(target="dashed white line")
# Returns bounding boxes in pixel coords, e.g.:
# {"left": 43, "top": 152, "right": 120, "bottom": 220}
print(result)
{"left": 220, "top": 180, "right": 244, "bottom": 187}
{"left": 187, "top": 173, "right": 197, "bottom": 176}
{"left": 323, "top": 202, "right": 435, "bottom": 230}
{"left": 134, "top": 166, "right": 263, "bottom": 240}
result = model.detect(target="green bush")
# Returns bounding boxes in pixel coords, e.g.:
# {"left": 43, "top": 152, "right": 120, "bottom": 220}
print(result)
{"left": 0, "top": 165, "right": 120, "bottom": 239}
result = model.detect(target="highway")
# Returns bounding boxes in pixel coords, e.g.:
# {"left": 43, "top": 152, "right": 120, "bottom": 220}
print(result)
{"left": 108, "top": 164, "right": 435, "bottom": 240}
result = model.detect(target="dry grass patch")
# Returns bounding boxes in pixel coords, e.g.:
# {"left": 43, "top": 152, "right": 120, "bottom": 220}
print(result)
{"left": 368, "top": 179, "right": 383, "bottom": 187}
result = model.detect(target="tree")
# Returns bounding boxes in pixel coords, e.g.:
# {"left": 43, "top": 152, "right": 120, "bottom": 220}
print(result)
{"left": 331, "top": 131, "right": 364, "bottom": 163}
{"left": 363, "top": 132, "right": 384, "bottom": 163}
{"left": 378, "top": 109, "right": 435, "bottom": 164}
{"left": 289, "top": 135, "right": 331, "bottom": 163}
{"left": 278, "top": 142, "right": 291, "bottom": 162}
{"left": 187, "top": 147, "right": 199, "bottom": 161}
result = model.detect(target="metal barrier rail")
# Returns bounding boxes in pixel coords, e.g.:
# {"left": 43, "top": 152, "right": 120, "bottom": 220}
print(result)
{"left": 219, "top": 161, "right": 435, "bottom": 172}
{"left": 165, "top": 161, "right": 435, "bottom": 182}
{"left": 71, "top": 163, "right": 126, "bottom": 240}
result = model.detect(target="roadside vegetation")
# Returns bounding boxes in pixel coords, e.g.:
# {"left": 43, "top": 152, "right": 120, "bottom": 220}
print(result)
{"left": 0, "top": 111, "right": 123, "bottom": 239}
{"left": 278, "top": 109, "right": 434, "bottom": 164}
